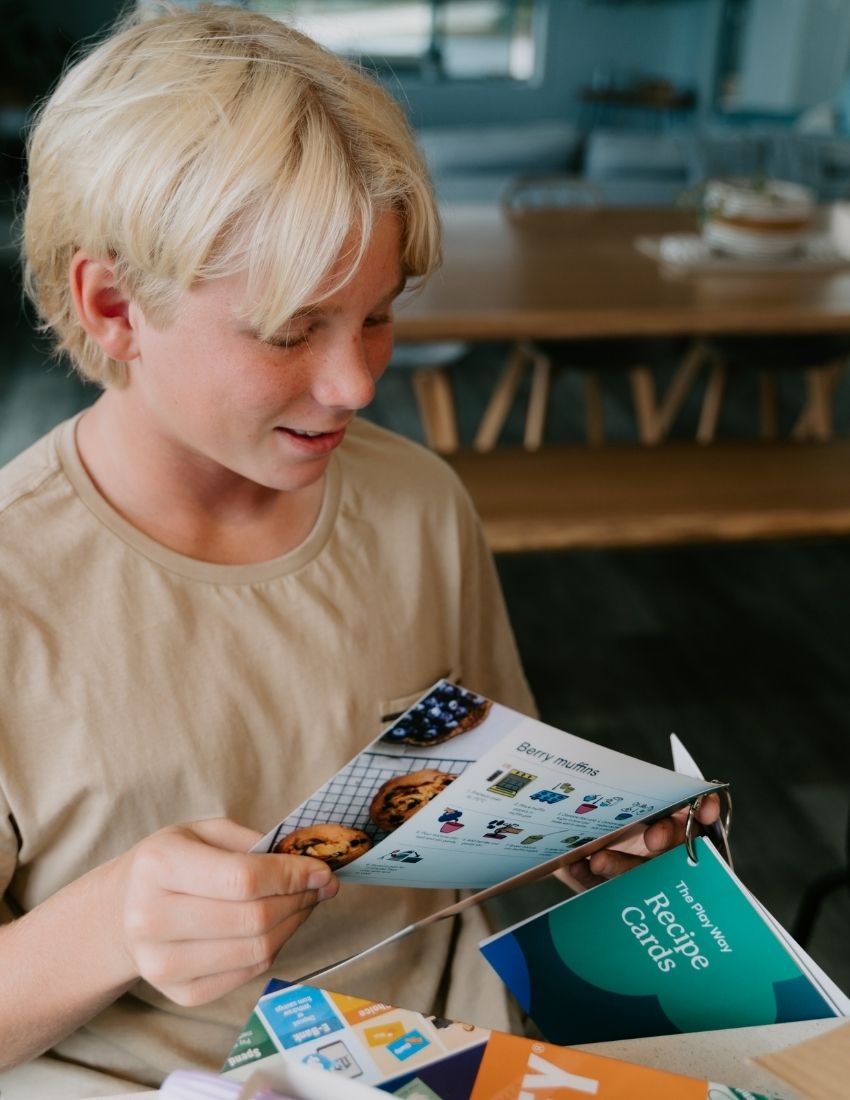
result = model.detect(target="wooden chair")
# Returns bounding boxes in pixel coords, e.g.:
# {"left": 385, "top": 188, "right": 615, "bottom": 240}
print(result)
{"left": 388, "top": 341, "right": 468, "bottom": 454}
{"left": 501, "top": 173, "right": 603, "bottom": 212}
{"left": 693, "top": 335, "right": 850, "bottom": 444}
{"left": 474, "top": 174, "right": 690, "bottom": 451}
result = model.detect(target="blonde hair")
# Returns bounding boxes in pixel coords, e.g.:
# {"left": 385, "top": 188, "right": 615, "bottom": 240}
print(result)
{"left": 22, "top": 2, "right": 440, "bottom": 386}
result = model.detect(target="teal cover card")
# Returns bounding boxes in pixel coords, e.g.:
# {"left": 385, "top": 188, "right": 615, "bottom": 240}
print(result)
{"left": 480, "top": 838, "right": 843, "bottom": 1045}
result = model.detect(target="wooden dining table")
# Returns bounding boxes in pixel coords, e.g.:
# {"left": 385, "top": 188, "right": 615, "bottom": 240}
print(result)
{"left": 392, "top": 204, "right": 850, "bottom": 553}
{"left": 394, "top": 204, "right": 850, "bottom": 343}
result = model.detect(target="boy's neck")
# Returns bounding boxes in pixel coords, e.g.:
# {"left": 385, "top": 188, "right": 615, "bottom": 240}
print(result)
{"left": 75, "top": 394, "right": 326, "bottom": 565}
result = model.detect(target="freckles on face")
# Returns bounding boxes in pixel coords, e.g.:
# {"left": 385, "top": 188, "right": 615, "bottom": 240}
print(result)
{"left": 134, "top": 281, "right": 299, "bottom": 415}
{"left": 227, "top": 341, "right": 312, "bottom": 413}
{"left": 123, "top": 212, "right": 404, "bottom": 489}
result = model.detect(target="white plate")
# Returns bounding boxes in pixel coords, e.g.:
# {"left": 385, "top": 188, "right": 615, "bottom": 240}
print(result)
{"left": 635, "top": 232, "right": 849, "bottom": 273}
{"left": 704, "top": 220, "right": 810, "bottom": 258}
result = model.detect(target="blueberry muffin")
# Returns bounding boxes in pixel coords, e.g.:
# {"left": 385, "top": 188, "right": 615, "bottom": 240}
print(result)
{"left": 274, "top": 823, "right": 371, "bottom": 870}
{"left": 381, "top": 682, "right": 491, "bottom": 747}
{"left": 370, "top": 768, "right": 458, "bottom": 831}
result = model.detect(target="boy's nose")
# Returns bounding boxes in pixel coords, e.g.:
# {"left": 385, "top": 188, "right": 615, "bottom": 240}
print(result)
{"left": 312, "top": 335, "right": 379, "bottom": 411}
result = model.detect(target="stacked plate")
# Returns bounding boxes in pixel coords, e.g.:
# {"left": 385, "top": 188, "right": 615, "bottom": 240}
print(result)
{"left": 701, "top": 178, "right": 816, "bottom": 260}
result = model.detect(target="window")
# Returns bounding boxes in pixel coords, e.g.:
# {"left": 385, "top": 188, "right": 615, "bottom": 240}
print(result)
{"left": 248, "top": 1, "right": 538, "bottom": 82}
{"left": 714, "top": 0, "right": 850, "bottom": 116}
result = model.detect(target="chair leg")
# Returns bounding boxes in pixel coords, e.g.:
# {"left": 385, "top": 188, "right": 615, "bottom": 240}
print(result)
{"left": 473, "top": 342, "right": 531, "bottom": 452}
{"left": 523, "top": 347, "right": 551, "bottom": 451}
{"left": 653, "top": 340, "right": 709, "bottom": 442}
{"left": 628, "top": 366, "right": 660, "bottom": 445}
{"left": 412, "top": 368, "right": 460, "bottom": 454}
{"left": 583, "top": 372, "right": 605, "bottom": 446}
{"left": 697, "top": 362, "right": 727, "bottom": 444}
{"left": 792, "top": 358, "right": 846, "bottom": 442}
{"left": 798, "top": 368, "right": 833, "bottom": 442}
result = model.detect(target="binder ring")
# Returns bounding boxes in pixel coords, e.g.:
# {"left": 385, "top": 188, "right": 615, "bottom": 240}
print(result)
{"left": 685, "top": 787, "right": 733, "bottom": 868}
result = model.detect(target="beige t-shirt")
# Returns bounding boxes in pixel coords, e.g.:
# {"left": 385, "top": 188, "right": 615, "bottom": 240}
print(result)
{"left": 0, "top": 414, "right": 535, "bottom": 1097}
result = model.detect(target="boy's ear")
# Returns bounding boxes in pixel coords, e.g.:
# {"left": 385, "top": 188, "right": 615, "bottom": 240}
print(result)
{"left": 69, "top": 252, "right": 140, "bottom": 362}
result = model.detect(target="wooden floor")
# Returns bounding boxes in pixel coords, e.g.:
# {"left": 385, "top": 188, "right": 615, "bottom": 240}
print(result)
{"left": 2, "top": 305, "right": 849, "bottom": 1002}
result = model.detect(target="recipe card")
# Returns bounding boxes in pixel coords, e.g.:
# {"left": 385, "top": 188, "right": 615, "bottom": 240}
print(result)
{"left": 479, "top": 837, "right": 850, "bottom": 1045}
{"left": 222, "top": 979, "right": 787, "bottom": 1100}
{"left": 255, "top": 680, "right": 724, "bottom": 891}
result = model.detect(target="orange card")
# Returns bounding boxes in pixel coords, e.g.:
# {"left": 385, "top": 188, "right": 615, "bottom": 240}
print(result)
{"left": 470, "top": 1032, "right": 706, "bottom": 1100}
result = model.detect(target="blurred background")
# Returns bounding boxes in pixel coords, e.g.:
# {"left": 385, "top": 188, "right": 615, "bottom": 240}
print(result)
{"left": 1, "top": 0, "right": 849, "bottom": 1000}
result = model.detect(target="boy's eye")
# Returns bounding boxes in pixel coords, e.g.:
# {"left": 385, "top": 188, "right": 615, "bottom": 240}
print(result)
{"left": 262, "top": 328, "right": 310, "bottom": 349}
{"left": 278, "top": 334, "right": 309, "bottom": 348}
{"left": 257, "top": 312, "right": 391, "bottom": 347}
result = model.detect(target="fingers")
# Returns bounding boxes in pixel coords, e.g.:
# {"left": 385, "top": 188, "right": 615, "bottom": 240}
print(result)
{"left": 161, "top": 962, "right": 277, "bottom": 1008}
{"left": 642, "top": 793, "right": 722, "bottom": 855}
{"left": 125, "top": 879, "right": 336, "bottom": 944}
{"left": 643, "top": 813, "right": 682, "bottom": 854}
{"left": 586, "top": 847, "right": 645, "bottom": 880}
{"left": 556, "top": 792, "right": 725, "bottom": 892}
{"left": 132, "top": 906, "right": 316, "bottom": 1004}
{"left": 119, "top": 819, "right": 341, "bottom": 1005}
{"left": 132, "top": 822, "right": 334, "bottom": 900}
{"left": 556, "top": 847, "right": 647, "bottom": 891}
{"left": 184, "top": 818, "right": 265, "bottom": 852}
{"left": 696, "top": 792, "right": 722, "bottom": 826}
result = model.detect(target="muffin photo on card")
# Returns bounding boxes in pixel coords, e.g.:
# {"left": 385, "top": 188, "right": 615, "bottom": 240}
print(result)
{"left": 370, "top": 768, "right": 458, "bottom": 831}
{"left": 380, "top": 681, "right": 491, "bottom": 748}
{"left": 274, "top": 823, "right": 372, "bottom": 870}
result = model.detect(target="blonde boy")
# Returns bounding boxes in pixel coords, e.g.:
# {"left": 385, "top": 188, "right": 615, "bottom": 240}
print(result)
{"left": 0, "top": 5, "right": 714, "bottom": 1096}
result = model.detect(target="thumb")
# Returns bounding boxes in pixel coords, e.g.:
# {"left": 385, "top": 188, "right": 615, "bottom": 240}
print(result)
{"left": 183, "top": 817, "right": 265, "bottom": 853}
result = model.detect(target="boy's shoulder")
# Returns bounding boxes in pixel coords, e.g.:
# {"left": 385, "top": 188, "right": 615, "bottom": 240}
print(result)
{"left": 0, "top": 420, "right": 69, "bottom": 522}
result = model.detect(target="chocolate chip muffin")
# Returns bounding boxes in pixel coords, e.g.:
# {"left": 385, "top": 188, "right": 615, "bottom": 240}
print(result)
{"left": 274, "top": 823, "right": 371, "bottom": 870}
{"left": 370, "top": 768, "right": 458, "bottom": 831}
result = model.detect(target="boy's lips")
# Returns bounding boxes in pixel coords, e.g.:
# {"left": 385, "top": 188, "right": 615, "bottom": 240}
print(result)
{"left": 274, "top": 423, "right": 348, "bottom": 455}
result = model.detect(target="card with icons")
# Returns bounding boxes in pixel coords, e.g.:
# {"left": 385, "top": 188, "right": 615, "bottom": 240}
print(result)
{"left": 255, "top": 680, "right": 725, "bottom": 893}
{"left": 221, "top": 978, "right": 789, "bottom": 1100}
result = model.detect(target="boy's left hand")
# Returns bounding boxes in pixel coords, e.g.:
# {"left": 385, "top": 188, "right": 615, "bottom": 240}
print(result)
{"left": 555, "top": 793, "right": 721, "bottom": 893}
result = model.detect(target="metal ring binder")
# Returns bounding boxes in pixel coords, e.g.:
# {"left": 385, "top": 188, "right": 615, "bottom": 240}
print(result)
{"left": 685, "top": 786, "right": 733, "bottom": 869}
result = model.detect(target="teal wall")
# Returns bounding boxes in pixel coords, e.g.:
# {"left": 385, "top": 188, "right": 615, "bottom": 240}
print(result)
{"left": 9, "top": 0, "right": 726, "bottom": 123}
{"left": 19, "top": 0, "right": 850, "bottom": 131}
{"left": 393, "top": 0, "right": 725, "bottom": 128}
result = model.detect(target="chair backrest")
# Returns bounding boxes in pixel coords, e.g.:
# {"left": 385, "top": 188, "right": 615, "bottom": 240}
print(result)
{"left": 583, "top": 129, "right": 689, "bottom": 181}
{"left": 501, "top": 173, "right": 603, "bottom": 213}
{"left": 771, "top": 134, "right": 850, "bottom": 202}
{"left": 581, "top": 129, "right": 691, "bottom": 207}
{"left": 686, "top": 132, "right": 767, "bottom": 186}
{"left": 416, "top": 122, "right": 581, "bottom": 205}
{"left": 418, "top": 122, "right": 579, "bottom": 177}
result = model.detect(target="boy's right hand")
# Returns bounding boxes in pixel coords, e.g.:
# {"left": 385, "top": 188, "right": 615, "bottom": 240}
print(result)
{"left": 114, "top": 818, "right": 338, "bottom": 1007}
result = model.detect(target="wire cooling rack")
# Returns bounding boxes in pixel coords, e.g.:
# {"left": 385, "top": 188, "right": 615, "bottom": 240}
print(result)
{"left": 268, "top": 750, "right": 473, "bottom": 848}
